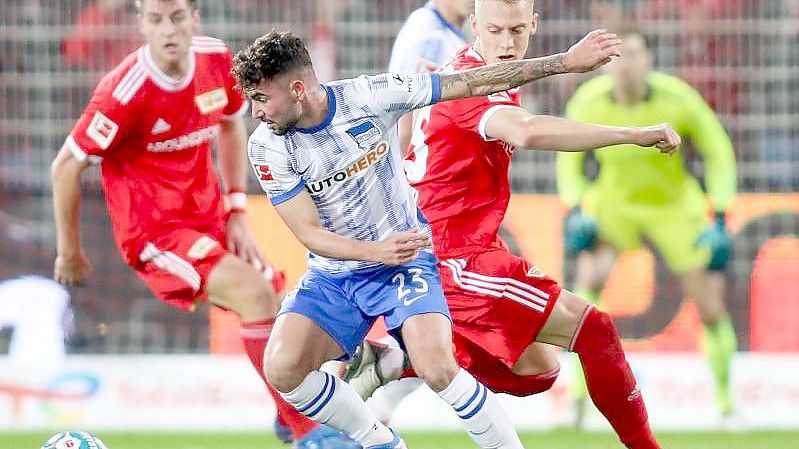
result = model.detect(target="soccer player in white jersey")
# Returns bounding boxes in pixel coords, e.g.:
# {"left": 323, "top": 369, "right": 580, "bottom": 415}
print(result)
{"left": 235, "top": 29, "right": 622, "bottom": 449}
{"left": 388, "top": 0, "right": 472, "bottom": 73}
{"left": 388, "top": 0, "right": 473, "bottom": 153}
{"left": 0, "top": 276, "right": 72, "bottom": 372}
{"left": 353, "top": 0, "right": 474, "bottom": 425}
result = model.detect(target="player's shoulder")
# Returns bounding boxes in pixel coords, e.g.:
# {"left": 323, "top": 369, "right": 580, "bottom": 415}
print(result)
{"left": 191, "top": 35, "right": 230, "bottom": 55}
{"left": 329, "top": 74, "right": 378, "bottom": 100}
{"left": 93, "top": 47, "right": 148, "bottom": 106}
{"left": 248, "top": 123, "right": 282, "bottom": 155}
{"left": 648, "top": 71, "right": 703, "bottom": 99}
{"left": 402, "top": 6, "right": 441, "bottom": 31}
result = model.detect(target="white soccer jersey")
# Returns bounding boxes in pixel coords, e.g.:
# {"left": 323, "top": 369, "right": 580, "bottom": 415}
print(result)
{"left": 0, "top": 276, "right": 71, "bottom": 368}
{"left": 248, "top": 72, "right": 441, "bottom": 273}
{"left": 388, "top": 2, "right": 467, "bottom": 73}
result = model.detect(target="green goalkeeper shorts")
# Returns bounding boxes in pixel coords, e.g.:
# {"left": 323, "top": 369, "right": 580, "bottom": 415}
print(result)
{"left": 582, "top": 183, "right": 712, "bottom": 274}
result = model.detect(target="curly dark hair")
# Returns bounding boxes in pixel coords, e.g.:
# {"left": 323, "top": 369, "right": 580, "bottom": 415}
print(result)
{"left": 232, "top": 30, "right": 313, "bottom": 92}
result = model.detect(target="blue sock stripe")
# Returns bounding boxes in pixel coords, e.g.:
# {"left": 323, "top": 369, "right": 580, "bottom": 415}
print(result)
{"left": 453, "top": 380, "right": 483, "bottom": 413}
{"left": 459, "top": 384, "right": 488, "bottom": 420}
{"left": 297, "top": 372, "right": 331, "bottom": 414}
{"left": 306, "top": 373, "right": 337, "bottom": 419}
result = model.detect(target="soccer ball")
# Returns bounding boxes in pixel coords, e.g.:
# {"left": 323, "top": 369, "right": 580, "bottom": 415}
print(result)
{"left": 40, "top": 431, "right": 109, "bottom": 449}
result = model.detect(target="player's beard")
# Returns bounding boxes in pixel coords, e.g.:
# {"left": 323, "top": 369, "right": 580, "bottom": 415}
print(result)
{"left": 269, "top": 121, "right": 295, "bottom": 136}
{"left": 270, "top": 108, "right": 301, "bottom": 135}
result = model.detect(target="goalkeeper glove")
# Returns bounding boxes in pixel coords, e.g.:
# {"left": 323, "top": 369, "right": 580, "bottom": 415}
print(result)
{"left": 694, "top": 211, "right": 732, "bottom": 271}
{"left": 563, "top": 206, "right": 597, "bottom": 256}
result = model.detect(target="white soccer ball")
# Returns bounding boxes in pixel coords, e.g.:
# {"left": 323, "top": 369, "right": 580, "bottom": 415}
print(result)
{"left": 41, "top": 431, "right": 109, "bottom": 449}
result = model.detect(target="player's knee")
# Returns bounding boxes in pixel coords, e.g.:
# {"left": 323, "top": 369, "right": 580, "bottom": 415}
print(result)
{"left": 699, "top": 312, "right": 725, "bottom": 328}
{"left": 414, "top": 356, "right": 459, "bottom": 392}
{"left": 512, "top": 350, "right": 560, "bottom": 378}
{"left": 230, "top": 278, "right": 278, "bottom": 322}
{"left": 264, "top": 349, "right": 307, "bottom": 392}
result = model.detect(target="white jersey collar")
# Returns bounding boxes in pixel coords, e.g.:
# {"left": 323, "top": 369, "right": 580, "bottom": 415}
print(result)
{"left": 140, "top": 45, "right": 195, "bottom": 92}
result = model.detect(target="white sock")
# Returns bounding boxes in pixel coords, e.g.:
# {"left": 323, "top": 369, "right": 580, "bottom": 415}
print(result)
{"left": 281, "top": 370, "right": 394, "bottom": 447}
{"left": 367, "top": 377, "right": 424, "bottom": 424}
{"left": 437, "top": 369, "right": 524, "bottom": 449}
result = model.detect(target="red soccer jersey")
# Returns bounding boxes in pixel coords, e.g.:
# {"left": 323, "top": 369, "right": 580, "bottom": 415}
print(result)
{"left": 406, "top": 44, "right": 521, "bottom": 257}
{"left": 65, "top": 36, "right": 247, "bottom": 265}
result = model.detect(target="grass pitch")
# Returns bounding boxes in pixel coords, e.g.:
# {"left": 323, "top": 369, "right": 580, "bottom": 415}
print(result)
{"left": 4, "top": 430, "right": 797, "bottom": 449}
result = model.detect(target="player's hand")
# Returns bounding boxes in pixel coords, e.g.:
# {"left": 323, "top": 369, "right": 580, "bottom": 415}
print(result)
{"left": 226, "top": 212, "right": 267, "bottom": 272}
{"left": 563, "top": 207, "right": 597, "bottom": 256}
{"left": 54, "top": 251, "right": 91, "bottom": 286}
{"left": 694, "top": 212, "right": 732, "bottom": 271}
{"left": 634, "top": 124, "right": 682, "bottom": 154}
{"left": 562, "top": 29, "right": 622, "bottom": 73}
{"left": 372, "top": 230, "right": 432, "bottom": 266}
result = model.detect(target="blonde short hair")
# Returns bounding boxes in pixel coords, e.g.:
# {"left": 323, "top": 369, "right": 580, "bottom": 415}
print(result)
{"left": 134, "top": 0, "right": 197, "bottom": 13}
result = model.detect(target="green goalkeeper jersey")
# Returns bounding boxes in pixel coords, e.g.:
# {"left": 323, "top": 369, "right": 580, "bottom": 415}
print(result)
{"left": 557, "top": 72, "right": 736, "bottom": 211}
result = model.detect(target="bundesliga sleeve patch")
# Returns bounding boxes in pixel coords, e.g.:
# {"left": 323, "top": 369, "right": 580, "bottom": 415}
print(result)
{"left": 252, "top": 163, "right": 282, "bottom": 194}
{"left": 253, "top": 163, "right": 274, "bottom": 181}
{"left": 86, "top": 111, "right": 119, "bottom": 150}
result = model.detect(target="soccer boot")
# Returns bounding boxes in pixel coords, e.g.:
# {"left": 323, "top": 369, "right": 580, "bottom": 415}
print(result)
{"left": 365, "top": 429, "right": 407, "bottom": 449}
{"left": 294, "top": 425, "right": 362, "bottom": 449}
{"left": 343, "top": 340, "right": 405, "bottom": 400}
{"left": 274, "top": 415, "right": 293, "bottom": 444}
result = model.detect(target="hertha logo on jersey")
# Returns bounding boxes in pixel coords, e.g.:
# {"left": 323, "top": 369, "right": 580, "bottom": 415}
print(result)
{"left": 345, "top": 120, "right": 381, "bottom": 150}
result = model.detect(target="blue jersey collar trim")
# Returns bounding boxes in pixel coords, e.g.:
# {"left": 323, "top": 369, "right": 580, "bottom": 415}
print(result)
{"left": 425, "top": 2, "right": 466, "bottom": 41}
{"left": 296, "top": 84, "right": 336, "bottom": 134}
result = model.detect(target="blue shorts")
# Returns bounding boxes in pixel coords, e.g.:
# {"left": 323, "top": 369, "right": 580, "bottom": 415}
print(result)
{"left": 279, "top": 251, "right": 451, "bottom": 358}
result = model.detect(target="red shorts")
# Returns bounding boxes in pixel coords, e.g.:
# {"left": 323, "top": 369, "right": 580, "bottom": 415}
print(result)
{"left": 134, "top": 227, "right": 229, "bottom": 310}
{"left": 438, "top": 247, "right": 562, "bottom": 389}
{"left": 134, "top": 227, "right": 286, "bottom": 311}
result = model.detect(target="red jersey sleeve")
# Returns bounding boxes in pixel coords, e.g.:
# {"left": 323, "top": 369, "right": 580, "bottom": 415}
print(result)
{"left": 219, "top": 49, "right": 247, "bottom": 120}
{"left": 450, "top": 91, "right": 520, "bottom": 141}
{"left": 65, "top": 70, "right": 136, "bottom": 164}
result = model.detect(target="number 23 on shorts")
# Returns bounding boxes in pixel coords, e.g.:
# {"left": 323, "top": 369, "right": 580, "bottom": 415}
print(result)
{"left": 392, "top": 268, "right": 429, "bottom": 306}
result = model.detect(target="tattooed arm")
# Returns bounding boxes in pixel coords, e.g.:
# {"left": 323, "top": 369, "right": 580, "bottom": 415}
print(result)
{"left": 439, "top": 29, "right": 622, "bottom": 101}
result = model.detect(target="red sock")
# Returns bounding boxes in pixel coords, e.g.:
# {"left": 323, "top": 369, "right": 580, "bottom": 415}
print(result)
{"left": 571, "top": 307, "right": 660, "bottom": 449}
{"left": 241, "top": 319, "right": 318, "bottom": 441}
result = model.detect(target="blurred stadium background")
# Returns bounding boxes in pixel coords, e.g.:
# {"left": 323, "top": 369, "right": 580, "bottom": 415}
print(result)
{"left": 1, "top": 0, "right": 798, "bottom": 447}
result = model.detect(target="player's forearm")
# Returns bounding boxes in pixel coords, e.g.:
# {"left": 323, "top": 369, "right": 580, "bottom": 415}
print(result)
{"left": 217, "top": 118, "right": 249, "bottom": 191}
{"left": 520, "top": 116, "right": 636, "bottom": 151}
{"left": 296, "top": 228, "right": 380, "bottom": 263}
{"left": 438, "top": 54, "right": 567, "bottom": 101}
{"left": 696, "top": 129, "right": 737, "bottom": 211}
{"left": 51, "top": 154, "right": 85, "bottom": 256}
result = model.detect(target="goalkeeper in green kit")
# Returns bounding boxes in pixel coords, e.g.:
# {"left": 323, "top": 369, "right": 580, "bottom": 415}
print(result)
{"left": 557, "top": 24, "right": 738, "bottom": 425}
